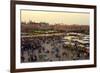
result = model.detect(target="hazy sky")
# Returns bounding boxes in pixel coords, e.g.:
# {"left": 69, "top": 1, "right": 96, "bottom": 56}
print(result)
{"left": 21, "top": 10, "right": 90, "bottom": 25}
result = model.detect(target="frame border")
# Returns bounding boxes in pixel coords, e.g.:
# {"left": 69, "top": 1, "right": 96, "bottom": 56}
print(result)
{"left": 10, "top": 0, "right": 97, "bottom": 73}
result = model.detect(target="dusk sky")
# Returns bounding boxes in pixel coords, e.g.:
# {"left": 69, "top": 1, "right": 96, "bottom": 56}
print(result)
{"left": 21, "top": 10, "right": 90, "bottom": 25}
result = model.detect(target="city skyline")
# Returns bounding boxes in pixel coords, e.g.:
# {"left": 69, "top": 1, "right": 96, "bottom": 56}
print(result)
{"left": 21, "top": 10, "right": 90, "bottom": 25}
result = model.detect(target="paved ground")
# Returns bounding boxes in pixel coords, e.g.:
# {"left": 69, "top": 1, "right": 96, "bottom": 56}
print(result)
{"left": 21, "top": 34, "right": 89, "bottom": 63}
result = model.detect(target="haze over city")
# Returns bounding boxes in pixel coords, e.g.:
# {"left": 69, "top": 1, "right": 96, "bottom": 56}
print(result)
{"left": 21, "top": 10, "right": 90, "bottom": 25}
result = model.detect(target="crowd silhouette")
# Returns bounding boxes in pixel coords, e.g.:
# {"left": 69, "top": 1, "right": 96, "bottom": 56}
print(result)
{"left": 21, "top": 35, "right": 89, "bottom": 63}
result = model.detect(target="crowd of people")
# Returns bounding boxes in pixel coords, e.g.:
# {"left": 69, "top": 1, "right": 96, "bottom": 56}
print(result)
{"left": 21, "top": 35, "right": 89, "bottom": 63}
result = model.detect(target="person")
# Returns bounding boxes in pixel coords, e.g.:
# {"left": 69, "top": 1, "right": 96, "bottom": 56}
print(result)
{"left": 21, "top": 55, "right": 25, "bottom": 62}
{"left": 30, "top": 55, "right": 37, "bottom": 62}
{"left": 23, "top": 51, "right": 30, "bottom": 62}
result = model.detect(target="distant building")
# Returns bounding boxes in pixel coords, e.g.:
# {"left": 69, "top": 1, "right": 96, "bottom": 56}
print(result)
{"left": 51, "top": 24, "right": 89, "bottom": 32}
{"left": 21, "top": 22, "right": 89, "bottom": 33}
